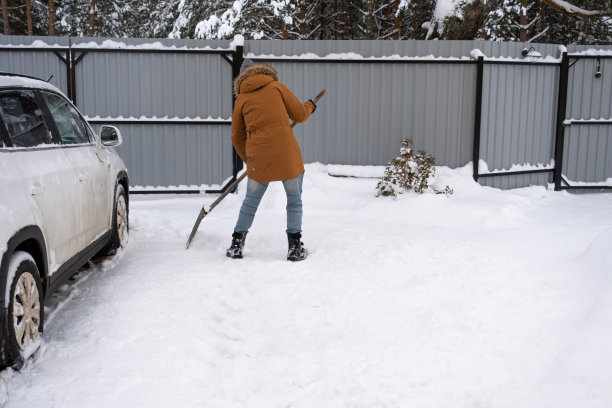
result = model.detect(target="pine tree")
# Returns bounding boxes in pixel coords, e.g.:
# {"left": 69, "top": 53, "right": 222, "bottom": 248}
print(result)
{"left": 170, "top": 0, "right": 219, "bottom": 39}
{"left": 289, "top": 0, "right": 324, "bottom": 39}
{"left": 557, "top": 0, "right": 611, "bottom": 44}
{"left": 305, "top": 1, "right": 335, "bottom": 39}
{"left": 479, "top": 0, "right": 610, "bottom": 43}
{"left": 413, "top": 0, "right": 437, "bottom": 39}
{"left": 368, "top": 0, "right": 402, "bottom": 39}
{"left": 482, "top": 0, "right": 523, "bottom": 40}
{"left": 1, "top": 0, "right": 608, "bottom": 43}
{"left": 442, "top": 0, "right": 497, "bottom": 40}
{"left": 53, "top": 0, "right": 90, "bottom": 36}
{"left": 143, "top": 0, "right": 183, "bottom": 38}
{"left": 90, "top": 0, "right": 163, "bottom": 38}
{"left": 394, "top": 0, "right": 416, "bottom": 39}
{"left": 5, "top": 0, "right": 48, "bottom": 35}
{"left": 237, "top": 0, "right": 292, "bottom": 40}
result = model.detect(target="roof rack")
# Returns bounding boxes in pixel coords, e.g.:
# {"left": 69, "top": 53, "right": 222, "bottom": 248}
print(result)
{"left": 0, "top": 72, "right": 45, "bottom": 81}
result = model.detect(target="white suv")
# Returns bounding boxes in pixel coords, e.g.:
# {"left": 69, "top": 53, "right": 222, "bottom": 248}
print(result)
{"left": 0, "top": 73, "right": 129, "bottom": 368}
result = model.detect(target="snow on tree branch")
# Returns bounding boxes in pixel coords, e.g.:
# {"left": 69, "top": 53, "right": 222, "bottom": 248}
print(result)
{"left": 195, "top": 0, "right": 245, "bottom": 39}
{"left": 542, "top": 0, "right": 612, "bottom": 18}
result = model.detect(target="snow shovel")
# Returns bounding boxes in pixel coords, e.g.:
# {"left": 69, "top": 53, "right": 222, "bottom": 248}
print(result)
{"left": 185, "top": 89, "right": 326, "bottom": 249}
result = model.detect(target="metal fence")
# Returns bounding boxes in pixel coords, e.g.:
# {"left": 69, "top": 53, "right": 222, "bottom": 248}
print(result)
{"left": 1, "top": 36, "right": 610, "bottom": 192}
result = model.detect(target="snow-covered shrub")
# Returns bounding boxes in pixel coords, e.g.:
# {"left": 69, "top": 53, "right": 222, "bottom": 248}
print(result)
{"left": 376, "top": 139, "right": 453, "bottom": 197}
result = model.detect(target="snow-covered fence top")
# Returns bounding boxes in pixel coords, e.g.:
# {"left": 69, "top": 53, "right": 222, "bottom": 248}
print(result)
{"left": 1, "top": 36, "right": 610, "bottom": 191}
{"left": 0, "top": 35, "right": 232, "bottom": 50}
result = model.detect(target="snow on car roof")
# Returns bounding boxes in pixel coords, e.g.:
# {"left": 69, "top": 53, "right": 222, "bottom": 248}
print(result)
{"left": 0, "top": 73, "right": 63, "bottom": 94}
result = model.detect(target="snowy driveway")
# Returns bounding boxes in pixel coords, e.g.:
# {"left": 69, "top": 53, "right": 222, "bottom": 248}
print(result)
{"left": 2, "top": 164, "right": 612, "bottom": 408}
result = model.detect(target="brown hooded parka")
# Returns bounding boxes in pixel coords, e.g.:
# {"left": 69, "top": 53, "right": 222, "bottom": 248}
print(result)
{"left": 231, "top": 64, "right": 315, "bottom": 183}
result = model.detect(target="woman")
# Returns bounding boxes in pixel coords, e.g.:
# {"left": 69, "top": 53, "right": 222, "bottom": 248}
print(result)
{"left": 227, "top": 59, "right": 316, "bottom": 261}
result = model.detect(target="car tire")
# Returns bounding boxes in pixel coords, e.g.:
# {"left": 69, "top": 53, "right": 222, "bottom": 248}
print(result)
{"left": 4, "top": 251, "right": 44, "bottom": 369}
{"left": 113, "top": 184, "right": 129, "bottom": 250}
{"left": 98, "top": 184, "right": 129, "bottom": 257}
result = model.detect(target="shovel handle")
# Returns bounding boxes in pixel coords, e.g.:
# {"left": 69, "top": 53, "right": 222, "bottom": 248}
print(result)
{"left": 291, "top": 89, "right": 326, "bottom": 129}
{"left": 313, "top": 89, "right": 326, "bottom": 103}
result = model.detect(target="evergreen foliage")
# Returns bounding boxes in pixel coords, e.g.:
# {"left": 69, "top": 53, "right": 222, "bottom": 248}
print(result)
{"left": 2, "top": 0, "right": 609, "bottom": 44}
{"left": 376, "top": 139, "right": 453, "bottom": 197}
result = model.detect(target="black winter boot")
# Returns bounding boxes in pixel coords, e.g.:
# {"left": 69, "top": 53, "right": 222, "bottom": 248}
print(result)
{"left": 226, "top": 232, "right": 247, "bottom": 259}
{"left": 287, "top": 232, "right": 308, "bottom": 262}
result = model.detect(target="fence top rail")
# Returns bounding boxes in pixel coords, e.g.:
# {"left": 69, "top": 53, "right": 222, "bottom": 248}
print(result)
{"left": 568, "top": 54, "right": 612, "bottom": 59}
{"left": 249, "top": 55, "right": 562, "bottom": 67}
{"left": 0, "top": 45, "right": 235, "bottom": 55}
{"left": 567, "top": 48, "right": 612, "bottom": 58}
{"left": 74, "top": 48, "right": 234, "bottom": 55}
{"left": 84, "top": 114, "right": 232, "bottom": 125}
{"left": 251, "top": 56, "right": 476, "bottom": 64}
{"left": 0, "top": 38, "right": 236, "bottom": 55}
{"left": 1, "top": 47, "right": 562, "bottom": 67}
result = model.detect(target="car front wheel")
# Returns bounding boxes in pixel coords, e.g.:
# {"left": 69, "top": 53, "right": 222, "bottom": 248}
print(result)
{"left": 98, "top": 184, "right": 129, "bottom": 258}
{"left": 114, "top": 184, "right": 129, "bottom": 249}
{"left": 4, "top": 251, "right": 44, "bottom": 368}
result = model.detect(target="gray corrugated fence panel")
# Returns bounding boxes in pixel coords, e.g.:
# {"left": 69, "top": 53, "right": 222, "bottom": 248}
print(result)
{"left": 563, "top": 125, "right": 612, "bottom": 184}
{"left": 0, "top": 34, "right": 68, "bottom": 46}
{"left": 564, "top": 45, "right": 612, "bottom": 184}
{"left": 480, "top": 173, "right": 552, "bottom": 190}
{"left": 567, "top": 55, "right": 611, "bottom": 120}
{"left": 0, "top": 35, "right": 69, "bottom": 94}
{"left": 245, "top": 39, "right": 563, "bottom": 59}
{"left": 70, "top": 36, "right": 235, "bottom": 188}
{"left": 268, "top": 60, "right": 475, "bottom": 168}
{"left": 89, "top": 123, "right": 233, "bottom": 187}
{"left": 74, "top": 50, "right": 233, "bottom": 118}
{"left": 71, "top": 36, "right": 231, "bottom": 50}
{"left": 246, "top": 39, "right": 479, "bottom": 58}
{"left": 567, "top": 45, "right": 612, "bottom": 53}
{"left": 479, "top": 63, "right": 558, "bottom": 189}
{"left": 474, "top": 40, "right": 561, "bottom": 59}
{"left": 3, "top": 36, "right": 611, "bottom": 190}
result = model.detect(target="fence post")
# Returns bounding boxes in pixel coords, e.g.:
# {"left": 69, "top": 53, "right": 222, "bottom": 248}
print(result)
{"left": 472, "top": 55, "right": 484, "bottom": 182}
{"left": 231, "top": 45, "right": 244, "bottom": 179}
{"left": 65, "top": 37, "right": 75, "bottom": 103}
{"left": 553, "top": 51, "right": 569, "bottom": 191}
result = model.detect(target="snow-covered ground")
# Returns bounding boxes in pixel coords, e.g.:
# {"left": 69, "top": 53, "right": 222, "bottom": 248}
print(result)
{"left": 2, "top": 163, "right": 611, "bottom": 408}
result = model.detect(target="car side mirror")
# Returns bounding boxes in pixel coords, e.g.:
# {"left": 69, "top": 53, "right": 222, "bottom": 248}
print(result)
{"left": 99, "top": 125, "right": 123, "bottom": 147}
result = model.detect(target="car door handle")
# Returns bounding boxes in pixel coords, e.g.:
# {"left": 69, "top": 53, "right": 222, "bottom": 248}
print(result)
{"left": 79, "top": 172, "right": 89, "bottom": 181}
{"left": 30, "top": 184, "right": 45, "bottom": 195}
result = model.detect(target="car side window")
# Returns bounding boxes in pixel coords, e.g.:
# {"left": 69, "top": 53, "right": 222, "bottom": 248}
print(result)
{"left": 41, "top": 92, "right": 91, "bottom": 145}
{"left": 0, "top": 90, "right": 54, "bottom": 148}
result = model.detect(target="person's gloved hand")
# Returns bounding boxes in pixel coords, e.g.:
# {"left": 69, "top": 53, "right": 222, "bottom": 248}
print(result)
{"left": 308, "top": 99, "right": 317, "bottom": 113}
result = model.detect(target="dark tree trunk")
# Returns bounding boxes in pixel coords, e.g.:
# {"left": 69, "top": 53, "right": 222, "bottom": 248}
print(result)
{"left": 520, "top": 0, "right": 527, "bottom": 41}
{"left": 49, "top": 0, "right": 55, "bottom": 36}
{"left": 1, "top": 0, "right": 8, "bottom": 35}
{"left": 90, "top": 0, "right": 97, "bottom": 36}
{"left": 540, "top": 1, "right": 547, "bottom": 34}
{"left": 367, "top": 0, "right": 373, "bottom": 39}
{"left": 26, "top": 0, "right": 33, "bottom": 35}
{"left": 394, "top": 0, "right": 400, "bottom": 39}
{"left": 297, "top": 2, "right": 306, "bottom": 38}
{"left": 412, "top": 0, "right": 417, "bottom": 39}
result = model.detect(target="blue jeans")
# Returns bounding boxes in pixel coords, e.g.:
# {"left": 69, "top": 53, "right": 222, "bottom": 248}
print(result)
{"left": 234, "top": 172, "right": 304, "bottom": 234}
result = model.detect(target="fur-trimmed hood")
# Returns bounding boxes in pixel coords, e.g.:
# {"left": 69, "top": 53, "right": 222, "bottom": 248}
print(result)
{"left": 233, "top": 64, "right": 279, "bottom": 95}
